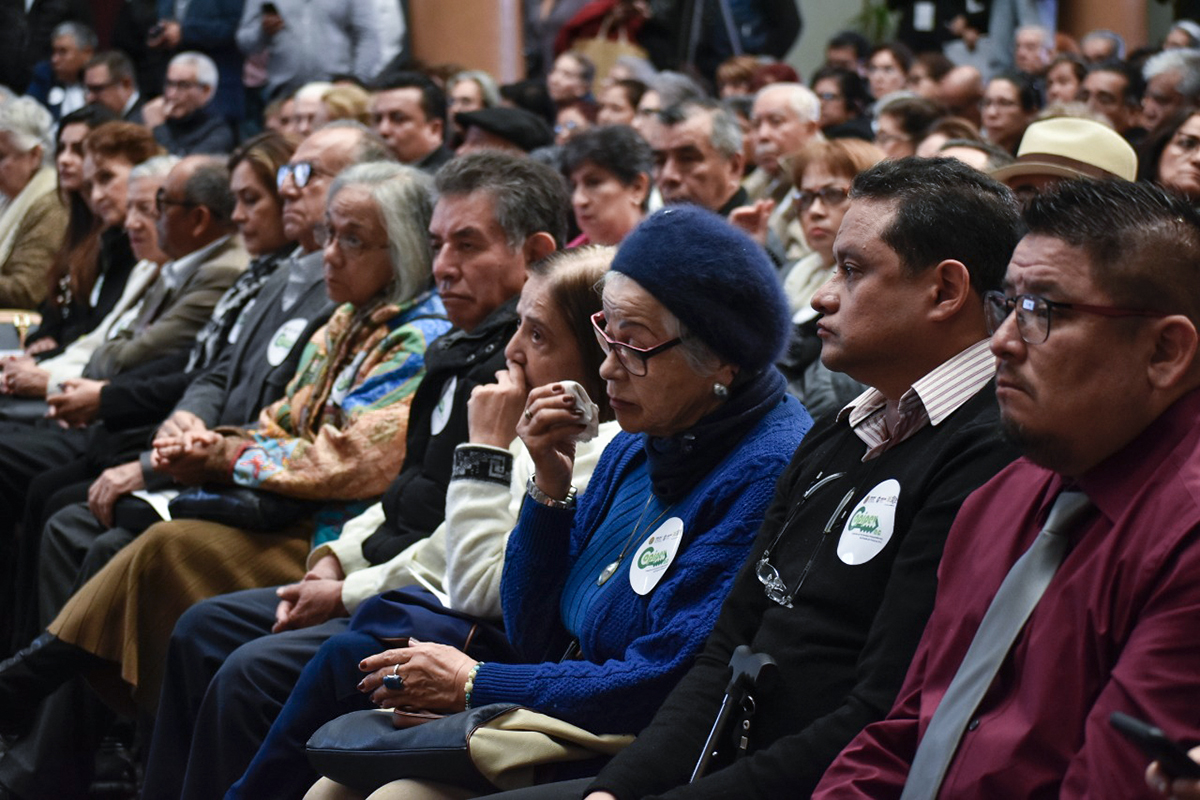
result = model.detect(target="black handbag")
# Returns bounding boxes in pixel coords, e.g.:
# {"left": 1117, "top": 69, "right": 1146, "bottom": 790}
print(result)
{"left": 167, "top": 484, "right": 318, "bottom": 531}
{"left": 306, "top": 703, "right": 634, "bottom": 794}
{"left": 306, "top": 703, "right": 519, "bottom": 794}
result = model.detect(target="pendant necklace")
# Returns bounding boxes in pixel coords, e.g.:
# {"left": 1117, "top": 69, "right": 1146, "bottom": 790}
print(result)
{"left": 597, "top": 491, "right": 674, "bottom": 586}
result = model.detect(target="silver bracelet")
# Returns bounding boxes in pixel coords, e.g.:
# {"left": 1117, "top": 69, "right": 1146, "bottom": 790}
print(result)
{"left": 526, "top": 476, "right": 577, "bottom": 509}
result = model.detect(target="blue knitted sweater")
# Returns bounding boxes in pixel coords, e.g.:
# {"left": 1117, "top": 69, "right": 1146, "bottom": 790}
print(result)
{"left": 471, "top": 395, "right": 812, "bottom": 735}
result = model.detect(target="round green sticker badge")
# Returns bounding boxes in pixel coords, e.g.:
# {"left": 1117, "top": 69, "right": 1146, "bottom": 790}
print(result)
{"left": 629, "top": 517, "right": 684, "bottom": 596}
{"left": 837, "top": 478, "right": 900, "bottom": 565}
{"left": 430, "top": 376, "right": 457, "bottom": 435}
{"left": 267, "top": 318, "right": 308, "bottom": 366}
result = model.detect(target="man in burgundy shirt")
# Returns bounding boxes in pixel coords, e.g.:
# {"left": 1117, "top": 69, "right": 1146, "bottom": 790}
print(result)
{"left": 815, "top": 179, "right": 1200, "bottom": 798}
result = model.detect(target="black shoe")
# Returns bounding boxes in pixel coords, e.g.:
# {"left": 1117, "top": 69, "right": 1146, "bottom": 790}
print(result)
{"left": 0, "top": 633, "right": 98, "bottom": 735}
{"left": 90, "top": 732, "right": 140, "bottom": 800}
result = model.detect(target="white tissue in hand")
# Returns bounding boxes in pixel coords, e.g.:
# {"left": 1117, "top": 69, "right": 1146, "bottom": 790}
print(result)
{"left": 558, "top": 380, "right": 599, "bottom": 442}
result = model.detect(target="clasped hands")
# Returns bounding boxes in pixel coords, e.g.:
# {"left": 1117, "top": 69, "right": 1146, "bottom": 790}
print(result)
{"left": 45, "top": 378, "right": 107, "bottom": 426}
{"left": 149, "top": 410, "right": 226, "bottom": 484}
{"left": 0, "top": 356, "right": 48, "bottom": 398}
{"left": 272, "top": 554, "right": 347, "bottom": 633}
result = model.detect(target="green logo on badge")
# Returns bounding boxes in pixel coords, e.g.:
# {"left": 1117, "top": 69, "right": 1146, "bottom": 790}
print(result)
{"left": 848, "top": 507, "right": 879, "bottom": 534}
{"left": 637, "top": 546, "right": 668, "bottom": 569}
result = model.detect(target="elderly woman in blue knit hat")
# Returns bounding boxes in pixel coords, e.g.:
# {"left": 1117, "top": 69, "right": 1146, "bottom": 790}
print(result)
{"left": 302, "top": 206, "right": 814, "bottom": 800}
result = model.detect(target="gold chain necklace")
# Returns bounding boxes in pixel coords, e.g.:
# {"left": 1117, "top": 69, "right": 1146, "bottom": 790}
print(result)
{"left": 597, "top": 491, "right": 675, "bottom": 586}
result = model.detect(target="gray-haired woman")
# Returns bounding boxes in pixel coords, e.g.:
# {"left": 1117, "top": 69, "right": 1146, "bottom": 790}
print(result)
{"left": 0, "top": 96, "right": 68, "bottom": 308}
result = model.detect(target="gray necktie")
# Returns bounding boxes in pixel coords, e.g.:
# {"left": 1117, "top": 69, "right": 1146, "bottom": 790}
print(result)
{"left": 899, "top": 490, "right": 1094, "bottom": 800}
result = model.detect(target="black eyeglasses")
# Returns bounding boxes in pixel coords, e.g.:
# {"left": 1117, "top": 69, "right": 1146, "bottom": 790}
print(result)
{"left": 792, "top": 185, "right": 850, "bottom": 213}
{"left": 155, "top": 188, "right": 196, "bottom": 214}
{"left": 276, "top": 161, "right": 332, "bottom": 191}
{"left": 984, "top": 290, "right": 1168, "bottom": 345}
{"left": 590, "top": 310, "right": 682, "bottom": 377}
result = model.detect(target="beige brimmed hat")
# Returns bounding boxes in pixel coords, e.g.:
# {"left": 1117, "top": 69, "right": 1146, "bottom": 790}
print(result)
{"left": 990, "top": 117, "right": 1138, "bottom": 182}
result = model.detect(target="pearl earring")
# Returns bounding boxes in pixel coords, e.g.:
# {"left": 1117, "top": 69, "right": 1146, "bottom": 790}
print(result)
{"left": 713, "top": 383, "right": 729, "bottom": 399}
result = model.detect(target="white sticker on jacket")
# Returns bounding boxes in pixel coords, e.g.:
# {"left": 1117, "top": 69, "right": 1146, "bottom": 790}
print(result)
{"left": 430, "top": 376, "right": 457, "bottom": 435}
{"left": 630, "top": 517, "right": 684, "bottom": 595}
{"left": 266, "top": 317, "right": 308, "bottom": 366}
{"left": 329, "top": 350, "right": 367, "bottom": 406}
{"left": 837, "top": 479, "right": 900, "bottom": 565}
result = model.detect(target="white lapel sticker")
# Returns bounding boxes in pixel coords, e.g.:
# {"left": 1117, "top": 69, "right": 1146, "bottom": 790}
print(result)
{"left": 266, "top": 317, "right": 308, "bottom": 366}
{"left": 329, "top": 350, "right": 367, "bottom": 406}
{"left": 430, "top": 376, "right": 457, "bottom": 436}
{"left": 629, "top": 517, "right": 684, "bottom": 596}
{"left": 837, "top": 479, "right": 900, "bottom": 565}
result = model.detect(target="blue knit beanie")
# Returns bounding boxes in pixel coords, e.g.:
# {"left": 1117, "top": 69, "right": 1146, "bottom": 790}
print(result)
{"left": 609, "top": 205, "right": 790, "bottom": 374}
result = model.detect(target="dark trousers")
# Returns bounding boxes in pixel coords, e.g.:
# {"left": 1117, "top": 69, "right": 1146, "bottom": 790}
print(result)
{"left": 141, "top": 587, "right": 351, "bottom": 800}
{"left": 222, "top": 588, "right": 515, "bottom": 800}
{"left": 9, "top": 471, "right": 91, "bottom": 650}
{"left": 1, "top": 421, "right": 154, "bottom": 652}
{"left": 0, "top": 500, "right": 159, "bottom": 799}
{"left": 0, "top": 678, "right": 114, "bottom": 800}
{"left": 0, "top": 507, "right": 141, "bottom": 799}
{"left": 487, "top": 778, "right": 593, "bottom": 799}
{"left": 0, "top": 423, "right": 88, "bottom": 649}
{"left": 225, "top": 628, "right": 385, "bottom": 800}
{"left": 37, "top": 502, "right": 146, "bottom": 629}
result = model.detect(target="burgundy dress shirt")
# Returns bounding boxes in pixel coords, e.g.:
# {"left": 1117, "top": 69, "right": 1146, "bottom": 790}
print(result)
{"left": 815, "top": 388, "right": 1200, "bottom": 799}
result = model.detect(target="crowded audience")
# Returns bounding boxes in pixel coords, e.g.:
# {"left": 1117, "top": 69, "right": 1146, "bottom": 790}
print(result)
{"left": 1, "top": 5, "right": 1200, "bottom": 799}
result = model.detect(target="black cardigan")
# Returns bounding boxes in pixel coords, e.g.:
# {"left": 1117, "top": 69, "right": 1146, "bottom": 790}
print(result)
{"left": 589, "top": 382, "right": 1019, "bottom": 799}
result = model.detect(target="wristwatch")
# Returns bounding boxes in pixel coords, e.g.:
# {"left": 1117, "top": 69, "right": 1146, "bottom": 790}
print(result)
{"left": 526, "top": 476, "right": 577, "bottom": 510}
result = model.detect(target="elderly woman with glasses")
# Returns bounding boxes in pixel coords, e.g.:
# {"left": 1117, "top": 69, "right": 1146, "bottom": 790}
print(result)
{"left": 782, "top": 138, "right": 884, "bottom": 313}
{"left": 0, "top": 97, "right": 69, "bottom": 310}
{"left": 0, "top": 162, "right": 453, "bottom": 733}
{"left": 299, "top": 206, "right": 813, "bottom": 799}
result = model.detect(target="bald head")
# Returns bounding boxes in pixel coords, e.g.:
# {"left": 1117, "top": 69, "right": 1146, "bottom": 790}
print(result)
{"left": 940, "top": 66, "right": 984, "bottom": 126}
{"left": 314, "top": 123, "right": 395, "bottom": 175}
{"left": 279, "top": 124, "right": 394, "bottom": 252}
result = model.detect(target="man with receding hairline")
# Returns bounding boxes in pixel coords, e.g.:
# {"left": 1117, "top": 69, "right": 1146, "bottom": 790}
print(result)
{"left": 652, "top": 99, "right": 746, "bottom": 217}
{"left": 939, "top": 65, "right": 984, "bottom": 129}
